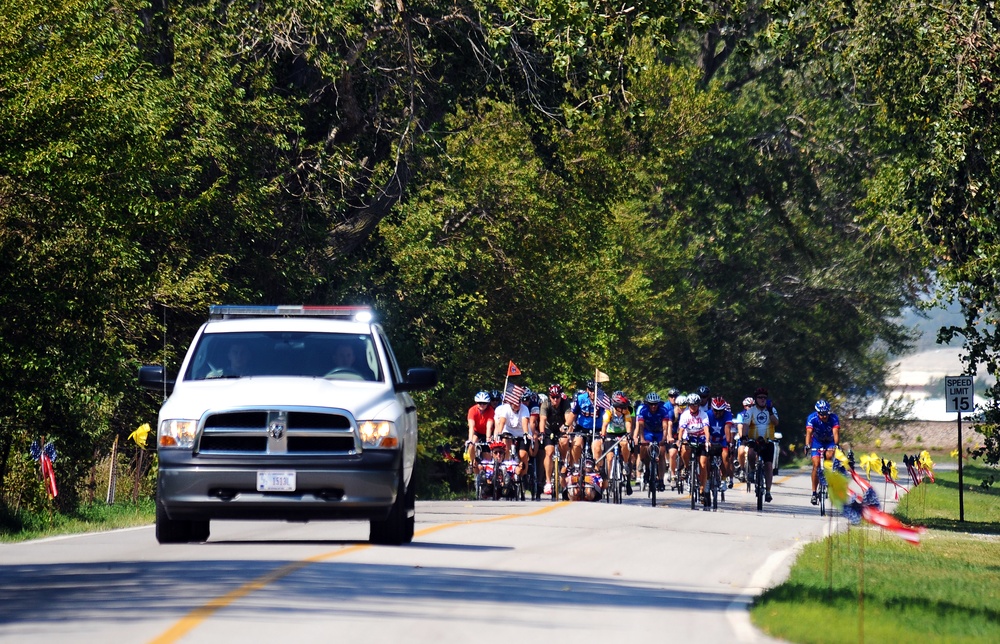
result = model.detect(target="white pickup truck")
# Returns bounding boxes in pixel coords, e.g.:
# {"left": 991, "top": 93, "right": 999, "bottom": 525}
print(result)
{"left": 139, "top": 305, "right": 437, "bottom": 545}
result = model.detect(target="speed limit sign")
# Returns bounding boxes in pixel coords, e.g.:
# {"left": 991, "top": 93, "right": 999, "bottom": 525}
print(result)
{"left": 945, "top": 376, "right": 974, "bottom": 413}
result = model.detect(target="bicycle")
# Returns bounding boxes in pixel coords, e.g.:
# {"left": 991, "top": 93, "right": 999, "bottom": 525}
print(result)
{"left": 602, "top": 435, "right": 628, "bottom": 504}
{"left": 813, "top": 447, "right": 831, "bottom": 516}
{"left": 708, "top": 452, "right": 725, "bottom": 511}
{"left": 747, "top": 440, "right": 767, "bottom": 511}
{"left": 685, "top": 441, "right": 707, "bottom": 510}
{"left": 646, "top": 440, "right": 660, "bottom": 507}
{"left": 565, "top": 431, "right": 602, "bottom": 502}
{"left": 522, "top": 434, "right": 541, "bottom": 501}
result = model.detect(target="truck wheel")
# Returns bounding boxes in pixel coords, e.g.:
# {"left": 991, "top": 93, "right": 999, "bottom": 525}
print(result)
{"left": 189, "top": 520, "right": 211, "bottom": 542}
{"left": 370, "top": 465, "right": 411, "bottom": 545}
{"left": 156, "top": 499, "right": 192, "bottom": 544}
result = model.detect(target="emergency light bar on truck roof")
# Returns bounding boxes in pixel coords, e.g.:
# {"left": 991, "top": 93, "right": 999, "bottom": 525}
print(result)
{"left": 209, "top": 305, "right": 374, "bottom": 322}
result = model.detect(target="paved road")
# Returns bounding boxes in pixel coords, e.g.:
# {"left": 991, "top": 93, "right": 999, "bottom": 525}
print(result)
{"left": 0, "top": 467, "right": 844, "bottom": 644}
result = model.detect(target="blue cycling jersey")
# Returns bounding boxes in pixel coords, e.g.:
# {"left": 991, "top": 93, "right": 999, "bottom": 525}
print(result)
{"left": 573, "top": 392, "right": 605, "bottom": 431}
{"left": 807, "top": 411, "right": 840, "bottom": 445}
{"left": 706, "top": 409, "right": 733, "bottom": 445}
{"left": 638, "top": 405, "right": 669, "bottom": 441}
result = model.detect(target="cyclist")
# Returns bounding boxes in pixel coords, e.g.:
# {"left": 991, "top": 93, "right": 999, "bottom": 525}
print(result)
{"left": 467, "top": 390, "right": 495, "bottom": 473}
{"left": 598, "top": 391, "right": 634, "bottom": 495}
{"left": 678, "top": 394, "right": 712, "bottom": 505}
{"left": 695, "top": 385, "right": 712, "bottom": 416}
{"left": 734, "top": 396, "right": 754, "bottom": 482}
{"left": 539, "top": 383, "right": 573, "bottom": 495}
{"left": 744, "top": 386, "right": 779, "bottom": 502}
{"left": 489, "top": 390, "right": 531, "bottom": 477}
{"left": 806, "top": 399, "right": 840, "bottom": 505}
{"left": 636, "top": 392, "right": 672, "bottom": 491}
{"left": 567, "top": 380, "right": 606, "bottom": 469}
{"left": 706, "top": 397, "right": 734, "bottom": 488}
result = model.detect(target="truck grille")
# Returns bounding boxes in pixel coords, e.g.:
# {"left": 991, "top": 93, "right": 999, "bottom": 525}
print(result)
{"left": 197, "top": 409, "right": 359, "bottom": 455}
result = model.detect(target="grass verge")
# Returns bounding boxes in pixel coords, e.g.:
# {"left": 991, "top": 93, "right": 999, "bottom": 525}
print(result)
{"left": 0, "top": 498, "right": 154, "bottom": 543}
{"left": 751, "top": 461, "right": 1000, "bottom": 643}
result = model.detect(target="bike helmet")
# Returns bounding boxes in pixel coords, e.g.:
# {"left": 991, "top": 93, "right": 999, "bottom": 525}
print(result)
{"left": 667, "top": 388, "right": 680, "bottom": 398}
{"left": 611, "top": 391, "right": 629, "bottom": 408}
{"left": 742, "top": 396, "right": 754, "bottom": 407}
{"left": 687, "top": 395, "right": 701, "bottom": 407}
{"left": 815, "top": 399, "right": 831, "bottom": 414}
{"left": 488, "top": 440, "right": 506, "bottom": 452}
{"left": 710, "top": 396, "right": 727, "bottom": 411}
{"left": 724, "top": 402, "right": 731, "bottom": 412}
{"left": 548, "top": 383, "right": 564, "bottom": 397}
{"left": 586, "top": 379, "right": 595, "bottom": 390}
{"left": 644, "top": 392, "right": 661, "bottom": 405}
{"left": 489, "top": 389, "right": 502, "bottom": 403}
{"left": 753, "top": 386, "right": 769, "bottom": 398}
{"left": 697, "top": 385, "right": 711, "bottom": 399}
{"left": 474, "top": 390, "right": 491, "bottom": 404}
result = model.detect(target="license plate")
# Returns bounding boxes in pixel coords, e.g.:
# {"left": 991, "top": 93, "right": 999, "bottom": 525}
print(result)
{"left": 257, "top": 471, "right": 296, "bottom": 492}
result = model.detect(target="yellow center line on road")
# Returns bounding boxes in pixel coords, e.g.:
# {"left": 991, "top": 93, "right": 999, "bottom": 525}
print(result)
{"left": 150, "top": 502, "right": 569, "bottom": 644}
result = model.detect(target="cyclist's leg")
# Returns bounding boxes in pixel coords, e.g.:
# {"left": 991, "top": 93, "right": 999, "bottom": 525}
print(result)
{"left": 763, "top": 442, "right": 774, "bottom": 499}
{"left": 656, "top": 437, "right": 667, "bottom": 488}
{"left": 571, "top": 434, "right": 584, "bottom": 467}
{"left": 699, "top": 449, "right": 709, "bottom": 493}
{"left": 592, "top": 437, "right": 605, "bottom": 478}
{"left": 810, "top": 447, "right": 821, "bottom": 492}
{"left": 543, "top": 444, "right": 555, "bottom": 489}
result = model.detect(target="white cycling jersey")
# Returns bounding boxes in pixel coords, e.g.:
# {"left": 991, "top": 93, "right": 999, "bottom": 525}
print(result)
{"left": 746, "top": 404, "right": 778, "bottom": 440}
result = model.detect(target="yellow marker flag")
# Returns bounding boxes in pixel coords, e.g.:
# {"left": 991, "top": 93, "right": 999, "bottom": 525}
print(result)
{"left": 129, "top": 423, "right": 151, "bottom": 449}
{"left": 824, "top": 461, "right": 850, "bottom": 508}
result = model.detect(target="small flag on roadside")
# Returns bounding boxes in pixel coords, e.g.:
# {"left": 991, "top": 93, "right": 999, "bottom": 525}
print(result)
{"left": 861, "top": 505, "right": 925, "bottom": 544}
{"left": 504, "top": 383, "right": 526, "bottom": 405}
{"left": 507, "top": 361, "right": 522, "bottom": 377}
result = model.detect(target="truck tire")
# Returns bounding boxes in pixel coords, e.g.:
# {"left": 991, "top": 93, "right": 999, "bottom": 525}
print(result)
{"left": 369, "top": 464, "right": 411, "bottom": 545}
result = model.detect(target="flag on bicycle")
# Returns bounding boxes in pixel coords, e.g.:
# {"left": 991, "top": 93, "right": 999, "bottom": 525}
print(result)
{"left": 594, "top": 369, "right": 610, "bottom": 383}
{"left": 503, "top": 383, "right": 526, "bottom": 406}
{"left": 439, "top": 445, "right": 461, "bottom": 463}
{"left": 507, "top": 361, "right": 522, "bottom": 377}
{"left": 596, "top": 386, "right": 611, "bottom": 410}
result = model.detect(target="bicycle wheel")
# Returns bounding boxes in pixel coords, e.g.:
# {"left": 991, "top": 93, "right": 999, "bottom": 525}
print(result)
{"left": 690, "top": 450, "right": 698, "bottom": 510}
{"left": 819, "top": 473, "right": 827, "bottom": 517}
{"left": 755, "top": 462, "right": 764, "bottom": 511}
{"left": 475, "top": 470, "right": 486, "bottom": 500}
{"left": 649, "top": 445, "right": 658, "bottom": 507}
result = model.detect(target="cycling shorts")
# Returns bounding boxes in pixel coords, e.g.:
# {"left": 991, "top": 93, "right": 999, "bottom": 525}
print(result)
{"left": 748, "top": 439, "right": 775, "bottom": 462}
{"left": 642, "top": 431, "right": 665, "bottom": 444}
{"left": 810, "top": 439, "right": 836, "bottom": 456}
{"left": 706, "top": 444, "right": 724, "bottom": 458}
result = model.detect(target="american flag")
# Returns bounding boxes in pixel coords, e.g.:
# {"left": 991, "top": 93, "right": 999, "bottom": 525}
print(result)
{"left": 596, "top": 386, "right": 611, "bottom": 410}
{"left": 503, "top": 383, "right": 526, "bottom": 406}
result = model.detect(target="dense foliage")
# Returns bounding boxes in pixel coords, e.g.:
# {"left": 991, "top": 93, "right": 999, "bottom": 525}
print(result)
{"left": 1, "top": 0, "right": 995, "bottom": 504}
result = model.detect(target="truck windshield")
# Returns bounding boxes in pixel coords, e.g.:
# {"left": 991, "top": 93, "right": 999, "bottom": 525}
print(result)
{"left": 184, "top": 332, "right": 382, "bottom": 382}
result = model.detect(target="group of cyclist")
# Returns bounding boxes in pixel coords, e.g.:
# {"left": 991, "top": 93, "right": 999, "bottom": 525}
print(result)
{"left": 466, "top": 380, "right": 786, "bottom": 505}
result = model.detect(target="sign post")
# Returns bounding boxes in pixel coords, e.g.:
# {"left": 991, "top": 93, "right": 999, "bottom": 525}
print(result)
{"left": 945, "top": 375, "right": 974, "bottom": 522}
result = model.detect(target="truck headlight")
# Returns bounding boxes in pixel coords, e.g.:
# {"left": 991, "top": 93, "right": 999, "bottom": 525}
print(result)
{"left": 159, "top": 419, "right": 198, "bottom": 449}
{"left": 358, "top": 420, "right": 398, "bottom": 449}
